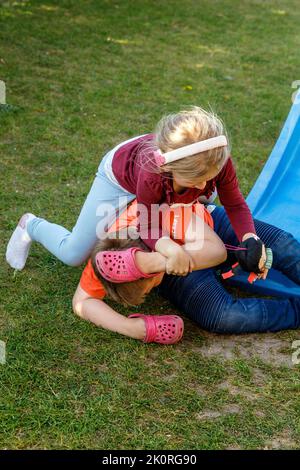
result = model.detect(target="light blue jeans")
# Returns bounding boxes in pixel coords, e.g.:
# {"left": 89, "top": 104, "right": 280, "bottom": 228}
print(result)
{"left": 27, "top": 154, "right": 136, "bottom": 266}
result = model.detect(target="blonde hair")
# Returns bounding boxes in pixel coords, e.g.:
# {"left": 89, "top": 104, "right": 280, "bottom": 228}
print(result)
{"left": 91, "top": 234, "right": 153, "bottom": 307}
{"left": 153, "top": 105, "right": 230, "bottom": 180}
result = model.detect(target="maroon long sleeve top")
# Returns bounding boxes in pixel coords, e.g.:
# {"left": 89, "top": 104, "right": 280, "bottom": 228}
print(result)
{"left": 111, "top": 134, "right": 256, "bottom": 249}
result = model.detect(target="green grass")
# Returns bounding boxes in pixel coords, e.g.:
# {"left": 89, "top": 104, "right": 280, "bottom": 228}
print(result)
{"left": 1, "top": 0, "right": 300, "bottom": 450}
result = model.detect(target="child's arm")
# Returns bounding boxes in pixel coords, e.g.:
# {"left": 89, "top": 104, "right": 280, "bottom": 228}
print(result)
{"left": 154, "top": 237, "right": 194, "bottom": 276}
{"left": 217, "top": 157, "right": 257, "bottom": 241}
{"left": 183, "top": 212, "right": 227, "bottom": 268}
{"left": 139, "top": 213, "right": 227, "bottom": 276}
{"left": 72, "top": 284, "right": 146, "bottom": 340}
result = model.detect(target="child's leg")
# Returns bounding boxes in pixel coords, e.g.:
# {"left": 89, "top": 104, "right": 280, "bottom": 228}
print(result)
{"left": 135, "top": 251, "right": 166, "bottom": 274}
{"left": 8, "top": 169, "right": 136, "bottom": 268}
{"left": 158, "top": 267, "right": 300, "bottom": 334}
{"left": 27, "top": 173, "right": 135, "bottom": 266}
{"left": 73, "top": 284, "right": 184, "bottom": 345}
{"left": 134, "top": 213, "right": 226, "bottom": 275}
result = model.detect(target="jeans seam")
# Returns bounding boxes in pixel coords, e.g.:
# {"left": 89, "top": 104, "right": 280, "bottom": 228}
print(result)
{"left": 214, "top": 298, "right": 233, "bottom": 333}
{"left": 260, "top": 300, "right": 268, "bottom": 330}
{"left": 214, "top": 309, "right": 225, "bottom": 333}
{"left": 182, "top": 275, "right": 221, "bottom": 331}
{"left": 266, "top": 230, "right": 291, "bottom": 248}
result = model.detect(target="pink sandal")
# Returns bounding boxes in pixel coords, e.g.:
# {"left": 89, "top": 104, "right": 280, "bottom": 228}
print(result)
{"left": 129, "top": 313, "right": 184, "bottom": 344}
{"left": 95, "top": 247, "right": 158, "bottom": 283}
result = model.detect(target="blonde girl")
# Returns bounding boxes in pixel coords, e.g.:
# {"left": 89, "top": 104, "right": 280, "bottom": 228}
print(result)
{"left": 6, "top": 106, "right": 265, "bottom": 279}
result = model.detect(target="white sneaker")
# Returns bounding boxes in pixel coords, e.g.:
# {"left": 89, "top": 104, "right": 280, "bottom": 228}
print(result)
{"left": 6, "top": 213, "right": 36, "bottom": 270}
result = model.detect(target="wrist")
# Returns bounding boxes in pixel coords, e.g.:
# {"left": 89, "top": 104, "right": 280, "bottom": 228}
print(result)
{"left": 242, "top": 232, "right": 259, "bottom": 242}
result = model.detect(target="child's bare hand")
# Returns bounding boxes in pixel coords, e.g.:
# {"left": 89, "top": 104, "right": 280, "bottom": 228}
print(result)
{"left": 166, "top": 248, "right": 194, "bottom": 276}
{"left": 257, "top": 245, "right": 269, "bottom": 280}
{"left": 257, "top": 267, "right": 269, "bottom": 280}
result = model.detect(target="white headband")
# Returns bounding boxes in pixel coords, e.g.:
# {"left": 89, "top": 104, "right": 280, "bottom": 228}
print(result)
{"left": 154, "top": 135, "right": 228, "bottom": 166}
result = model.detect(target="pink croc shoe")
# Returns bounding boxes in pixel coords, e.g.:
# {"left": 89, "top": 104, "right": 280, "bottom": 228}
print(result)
{"left": 95, "top": 247, "right": 158, "bottom": 283}
{"left": 129, "top": 313, "right": 184, "bottom": 344}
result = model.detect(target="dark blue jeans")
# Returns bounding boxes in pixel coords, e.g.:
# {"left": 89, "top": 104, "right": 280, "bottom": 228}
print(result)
{"left": 157, "top": 206, "right": 300, "bottom": 333}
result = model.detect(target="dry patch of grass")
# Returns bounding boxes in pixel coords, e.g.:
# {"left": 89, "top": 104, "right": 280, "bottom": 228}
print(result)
{"left": 194, "top": 332, "right": 293, "bottom": 367}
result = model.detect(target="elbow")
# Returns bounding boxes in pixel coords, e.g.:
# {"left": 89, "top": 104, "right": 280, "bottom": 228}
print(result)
{"left": 207, "top": 241, "right": 227, "bottom": 267}
{"left": 218, "top": 243, "right": 228, "bottom": 264}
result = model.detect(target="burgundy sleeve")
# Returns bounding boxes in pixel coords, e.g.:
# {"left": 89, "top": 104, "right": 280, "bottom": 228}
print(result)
{"left": 216, "top": 157, "right": 256, "bottom": 242}
{"left": 135, "top": 171, "right": 168, "bottom": 250}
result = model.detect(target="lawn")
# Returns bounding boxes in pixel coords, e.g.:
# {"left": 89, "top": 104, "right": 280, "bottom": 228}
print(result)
{"left": 1, "top": 0, "right": 300, "bottom": 450}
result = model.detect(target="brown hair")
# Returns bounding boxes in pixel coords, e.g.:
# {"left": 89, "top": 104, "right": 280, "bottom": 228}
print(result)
{"left": 153, "top": 105, "right": 230, "bottom": 180}
{"left": 91, "top": 232, "right": 154, "bottom": 307}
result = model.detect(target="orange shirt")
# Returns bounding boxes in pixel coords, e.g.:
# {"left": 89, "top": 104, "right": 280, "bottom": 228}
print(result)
{"left": 80, "top": 200, "right": 214, "bottom": 300}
